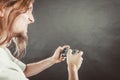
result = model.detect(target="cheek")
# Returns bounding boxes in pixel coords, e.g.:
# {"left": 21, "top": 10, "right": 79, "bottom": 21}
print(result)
{"left": 17, "top": 14, "right": 28, "bottom": 24}
{"left": 12, "top": 14, "right": 29, "bottom": 32}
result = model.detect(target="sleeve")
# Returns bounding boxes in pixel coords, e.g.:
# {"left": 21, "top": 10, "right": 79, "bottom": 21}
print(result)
{"left": 3, "top": 47, "right": 27, "bottom": 71}
{"left": 0, "top": 48, "right": 28, "bottom": 80}
{"left": 0, "top": 68, "right": 29, "bottom": 80}
{"left": 0, "top": 48, "right": 9, "bottom": 68}
{"left": 13, "top": 58, "right": 26, "bottom": 71}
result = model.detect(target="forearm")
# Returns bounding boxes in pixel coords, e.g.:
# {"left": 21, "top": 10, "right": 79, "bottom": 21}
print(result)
{"left": 68, "top": 65, "right": 79, "bottom": 80}
{"left": 24, "top": 57, "right": 56, "bottom": 77}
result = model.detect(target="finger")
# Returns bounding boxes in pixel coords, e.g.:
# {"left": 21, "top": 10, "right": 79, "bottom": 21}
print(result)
{"left": 56, "top": 46, "right": 63, "bottom": 52}
{"left": 54, "top": 46, "right": 63, "bottom": 57}
{"left": 79, "top": 50, "right": 83, "bottom": 56}
{"left": 60, "top": 54, "right": 66, "bottom": 59}
{"left": 62, "top": 45, "right": 70, "bottom": 50}
{"left": 57, "top": 45, "right": 69, "bottom": 52}
{"left": 61, "top": 57, "right": 65, "bottom": 61}
{"left": 59, "top": 55, "right": 65, "bottom": 61}
{"left": 59, "top": 45, "right": 70, "bottom": 55}
{"left": 57, "top": 46, "right": 62, "bottom": 50}
{"left": 67, "top": 49, "right": 72, "bottom": 56}
{"left": 81, "top": 57, "right": 83, "bottom": 61}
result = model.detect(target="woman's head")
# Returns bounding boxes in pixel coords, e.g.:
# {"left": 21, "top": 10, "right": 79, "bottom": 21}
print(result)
{"left": 0, "top": 0, "right": 34, "bottom": 59}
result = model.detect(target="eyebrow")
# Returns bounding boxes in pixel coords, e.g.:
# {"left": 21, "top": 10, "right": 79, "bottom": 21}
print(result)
{"left": 28, "top": 6, "right": 33, "bottom": 10}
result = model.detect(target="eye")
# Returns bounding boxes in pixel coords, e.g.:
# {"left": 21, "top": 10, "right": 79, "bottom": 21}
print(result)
{"left": 28, "top": 7, "right": 33, "bottom": 11}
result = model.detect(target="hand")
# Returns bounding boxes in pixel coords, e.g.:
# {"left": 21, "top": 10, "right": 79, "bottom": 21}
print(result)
{"left": 67, "top": 49, "right": 83, "bottom": 70}
{"left": 51, "top": 45, "right": 70, "bottom": 64}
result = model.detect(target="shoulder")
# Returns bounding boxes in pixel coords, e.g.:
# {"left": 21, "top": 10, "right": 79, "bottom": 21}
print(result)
{"left": 0, "top": 47, "right": 8, "bottom": 55}
{"left": 0, "top": 47, "right": 12, "bottom": 61}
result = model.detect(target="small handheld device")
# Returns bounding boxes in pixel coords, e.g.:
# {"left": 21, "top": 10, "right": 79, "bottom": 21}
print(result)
{"left": 72, "top": 49, "right": 80, "bottom": 54}
{"left": 61, "top": 48, "right": 79, "bottom": 57}
{"left": 61, "top": 48, "right": 69, "bottom": 57}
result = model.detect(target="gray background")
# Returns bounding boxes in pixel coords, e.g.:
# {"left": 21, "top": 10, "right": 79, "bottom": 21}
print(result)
{"left": 22, "top": 0, "right": 120, "bottom": 80}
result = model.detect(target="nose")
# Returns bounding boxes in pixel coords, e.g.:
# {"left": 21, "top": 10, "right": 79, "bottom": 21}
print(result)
{"left": 28, "top": 14, "right": 34, "bottom": 24}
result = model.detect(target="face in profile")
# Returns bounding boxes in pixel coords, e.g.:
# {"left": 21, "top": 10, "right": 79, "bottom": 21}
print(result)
{"left": 10, "top": 3, "right": 35, "bottom": 58}
{"left": 12, "top": 3, "right": 34, "bottom": 35}
{"left": 0, "top": 0, "right": 35, "bottom": 59}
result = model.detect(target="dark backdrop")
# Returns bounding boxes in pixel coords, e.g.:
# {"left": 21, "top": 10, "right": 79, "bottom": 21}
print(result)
{"left": 22, "top": 0, "right": 120, "bottom": 80}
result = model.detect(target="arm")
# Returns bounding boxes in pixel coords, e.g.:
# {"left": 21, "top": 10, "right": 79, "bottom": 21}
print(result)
{"left": 24, "top": 45, "right": 70, "bottom": 77}
{"left": 67, "top": 49, "right": 83, "bottom": 80}
{"left": 68, "top": 65, "right": 79, "bottom": 80}
{"left": 24, "top": 57, "right": 56, "bottom": 77}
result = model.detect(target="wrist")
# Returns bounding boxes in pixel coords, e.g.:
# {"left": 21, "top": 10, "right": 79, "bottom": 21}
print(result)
{"left": 67, "top": 64, "right": 78, "bottom": 72}
{"left": 49, "top": 57, "right": 57, "bottom": 64}
{"left": 67, "top": 64, "right": 79, "bottom": 80}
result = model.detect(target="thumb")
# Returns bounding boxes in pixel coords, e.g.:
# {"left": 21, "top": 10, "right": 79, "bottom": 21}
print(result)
{"left": 67, "top": 49, "right": 72, "bottom": 56}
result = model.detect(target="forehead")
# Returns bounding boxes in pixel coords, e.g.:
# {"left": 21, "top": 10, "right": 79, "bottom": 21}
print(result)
{"left": 29, "top": 3, "right": 33, "bottom": 8}
{"left": 28, "top": 3, "right": 33, "bottom": 11}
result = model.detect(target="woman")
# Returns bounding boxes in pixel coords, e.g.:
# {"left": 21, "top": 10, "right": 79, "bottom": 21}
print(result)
{"left": 0, "top": 0, "right": 83, "bottom": 80}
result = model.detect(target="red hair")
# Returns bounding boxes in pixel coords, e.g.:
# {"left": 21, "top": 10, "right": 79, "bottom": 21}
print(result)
{"left": 0, "top": 0, "right": 34, "bottom": 59}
